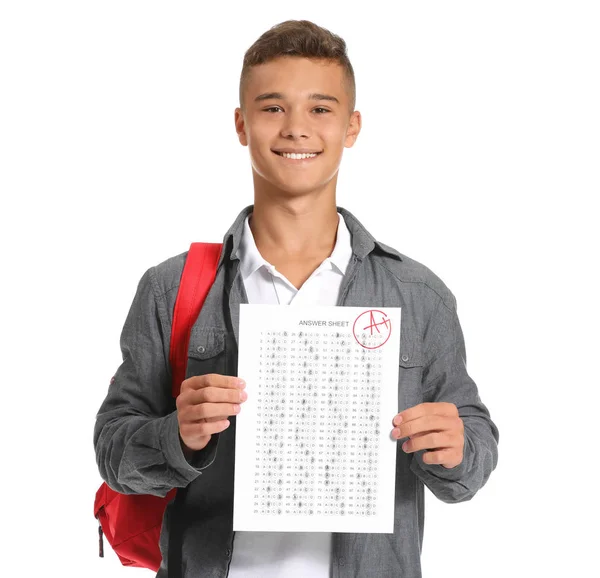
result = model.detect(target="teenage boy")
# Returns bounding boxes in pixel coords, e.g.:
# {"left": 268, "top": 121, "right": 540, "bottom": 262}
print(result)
{"left": 94, "top": 19, "right": 499, "bottom": 578}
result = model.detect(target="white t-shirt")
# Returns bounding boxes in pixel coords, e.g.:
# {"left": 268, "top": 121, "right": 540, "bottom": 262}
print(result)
{"left": 228, "top": 212, "right": 353, "bottom": 577}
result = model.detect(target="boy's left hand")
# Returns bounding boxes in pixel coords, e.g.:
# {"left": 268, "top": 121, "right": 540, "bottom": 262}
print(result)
{"left": 391, "top": 402, "right": 465, "bottom": 469}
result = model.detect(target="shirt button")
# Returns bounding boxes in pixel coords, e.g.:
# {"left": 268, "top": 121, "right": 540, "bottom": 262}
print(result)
{"left": 401, "top": 354, "right": 409, "bottom": 362}
{"left": 339, "top": 557, "right": 346, "bottom": 566}
{"left": 197, "top": 345, "right": 205, "bottom": 353}
{"left": 225, "top": 548, "right": 231, "bottom": 557}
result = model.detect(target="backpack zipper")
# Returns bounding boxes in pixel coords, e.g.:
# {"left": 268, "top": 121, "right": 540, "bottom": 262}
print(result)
{"left": 98, "top": 523, "right": 104, "bottom": 558}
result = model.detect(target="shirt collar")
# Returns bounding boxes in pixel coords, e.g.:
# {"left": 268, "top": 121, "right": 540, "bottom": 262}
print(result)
{"left": 217, "top": 204, "right": 403, "bottom": 272}
{"left": 328, "top": 212, "right": 353, "bottom": 275}
{"left": 237, "top": 212, "right": 353, "bottom": 281}
{"left": 238, "top": 214, "right": 267, "bottom": 280}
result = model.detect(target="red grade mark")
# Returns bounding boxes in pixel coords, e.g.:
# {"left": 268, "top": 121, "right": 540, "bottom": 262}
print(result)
{"left": 353, "top": 309, "right": 392, "bottom": 349}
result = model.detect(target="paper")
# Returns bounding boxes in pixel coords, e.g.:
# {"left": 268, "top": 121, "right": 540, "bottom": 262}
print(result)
{"left": 233, "top": 304, "right": 401, "bottom": 533}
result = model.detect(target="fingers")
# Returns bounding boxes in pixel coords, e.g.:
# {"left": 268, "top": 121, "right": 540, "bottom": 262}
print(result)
{"left": 187, "top": 386, "right": 248, "bottom": 406}
{"left": 179, "top": 418, "right": 231, "bottom": 450}
{"left": 177, "top": 376, "right": 248, "bottom": 416}
{"left": 392, "top": 402, "right": 458, "bottom": 427}
{"left": 177, "top": 373, "right": 248, "bottom": 452}
{"left": 421, "top": 449, "right": 456, "bottom": 466}
{"left": 391, "top": 404, "right": 465, "bottom": 468}
{"left": 391, "top": 414, "right": 459, "bottom": 440}
{"left": 400, "top": 432, "right": 456, "bottom": 453}
{"left": 181, "top": 374, "right": 246, "bottom": 392}
{"left": 184, "top": 401, "right": 242, "bottom": 421}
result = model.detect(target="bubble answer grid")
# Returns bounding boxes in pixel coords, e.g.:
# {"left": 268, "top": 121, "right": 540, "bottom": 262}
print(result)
{"left": 234, "top": 304, "right": 401, "bottom": 533}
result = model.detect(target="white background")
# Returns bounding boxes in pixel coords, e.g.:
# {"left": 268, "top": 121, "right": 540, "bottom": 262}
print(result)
{"left": 1, "top": 1, "right": 598, "bottom": 576}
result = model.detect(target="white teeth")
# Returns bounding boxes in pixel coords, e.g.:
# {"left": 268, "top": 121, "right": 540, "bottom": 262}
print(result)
{"left": 279, "top": 152, "right": 318, "bottom": 159}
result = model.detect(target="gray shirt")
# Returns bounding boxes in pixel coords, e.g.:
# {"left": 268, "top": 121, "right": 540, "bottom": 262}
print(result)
{"left": 94, "top": 204, "right": 500, "bottom": 578}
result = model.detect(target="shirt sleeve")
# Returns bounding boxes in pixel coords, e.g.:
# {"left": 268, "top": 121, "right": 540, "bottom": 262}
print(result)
{"left": 93, "top": 266, "right": 219, "bottom": 497}
{"left": 409, "top": 295, "right": 500, "bottom": 503}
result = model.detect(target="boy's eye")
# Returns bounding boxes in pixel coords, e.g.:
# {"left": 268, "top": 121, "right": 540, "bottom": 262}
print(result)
{"left": 262, "top": 106, "right": 330, "bottom": 114}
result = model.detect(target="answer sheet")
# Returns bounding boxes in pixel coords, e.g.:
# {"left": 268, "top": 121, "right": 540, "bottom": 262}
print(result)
{"left": 233, "top": 304, "right": 401, "bottom": 533}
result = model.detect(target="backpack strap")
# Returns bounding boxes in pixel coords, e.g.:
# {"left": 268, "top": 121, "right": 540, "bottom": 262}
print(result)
{"left": 169, "top": 242, "right": 223, "bottom": 398}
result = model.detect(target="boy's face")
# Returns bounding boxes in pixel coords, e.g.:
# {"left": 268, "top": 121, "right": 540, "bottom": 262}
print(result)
{"left": 235, "top": 56, "right": 361, "bottom": 198}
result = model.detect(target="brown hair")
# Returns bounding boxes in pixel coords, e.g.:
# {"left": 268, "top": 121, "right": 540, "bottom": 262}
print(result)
{"left": 239, "top": 20, "right": 356, "bottom": 113}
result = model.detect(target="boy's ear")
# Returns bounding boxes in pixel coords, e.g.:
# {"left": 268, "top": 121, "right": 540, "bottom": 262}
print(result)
{"left": 344, "top": 110, "right": 362, "bottom": 149}
{"left": 234, "top": 108, "right": 248, "bottom": 147}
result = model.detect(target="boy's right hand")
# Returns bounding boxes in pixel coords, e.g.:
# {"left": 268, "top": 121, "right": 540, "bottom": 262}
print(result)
{"left": 176, "top": 374, "right": 247, "bottom": 453}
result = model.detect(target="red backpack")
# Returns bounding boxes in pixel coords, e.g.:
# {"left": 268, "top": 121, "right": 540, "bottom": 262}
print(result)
{"left": 94, "top": 242, "right": 223, "bottom": 572}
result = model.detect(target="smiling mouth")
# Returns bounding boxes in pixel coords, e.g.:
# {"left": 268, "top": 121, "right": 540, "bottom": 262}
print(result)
{"left": 272, "top": 150, "right": 323, "bottom": 159}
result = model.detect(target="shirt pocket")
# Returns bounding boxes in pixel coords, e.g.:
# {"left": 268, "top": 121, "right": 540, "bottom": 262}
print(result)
{"left": 185, "top": 327, "right": 228, "bottom": 380}
{"left": 397, "top": 332, "right": 424, "bottom": 411}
